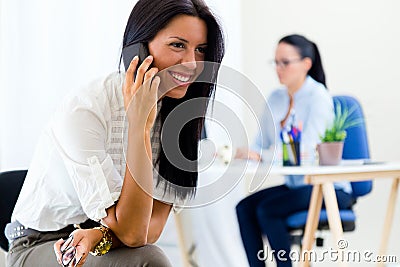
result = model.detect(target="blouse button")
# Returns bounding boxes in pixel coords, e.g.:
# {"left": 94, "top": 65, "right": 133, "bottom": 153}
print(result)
{"left": 89, "top": 157, "right": 98, "bottom": 165}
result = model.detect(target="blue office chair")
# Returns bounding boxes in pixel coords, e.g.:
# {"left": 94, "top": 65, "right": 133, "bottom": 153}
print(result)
{"left": 0, "top": 170, "right": 27, "bottom": 251}
{"left": 286, "top": 95, "right": 372, "bottom": 246}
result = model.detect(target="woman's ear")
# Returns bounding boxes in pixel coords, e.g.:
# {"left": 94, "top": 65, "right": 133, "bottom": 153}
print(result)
{"left": 303, "top": 57, "right": 312, "bottom": 72}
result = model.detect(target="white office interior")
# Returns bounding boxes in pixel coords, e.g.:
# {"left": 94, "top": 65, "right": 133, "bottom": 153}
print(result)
{"left": 1, "top": 0, "right": 400, "bottom": 266}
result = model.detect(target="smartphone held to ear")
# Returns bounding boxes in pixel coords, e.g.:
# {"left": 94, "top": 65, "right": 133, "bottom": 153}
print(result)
{"left": 122, "top": 43, "right": 150, "bottom": 72}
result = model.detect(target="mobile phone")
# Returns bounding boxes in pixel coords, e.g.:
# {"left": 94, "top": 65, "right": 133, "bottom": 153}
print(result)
{"left": 122, "top": 42, "right": 150, "bottom": 73}
{"left": 60, "top": 235, "right": 80, "bottom": 267}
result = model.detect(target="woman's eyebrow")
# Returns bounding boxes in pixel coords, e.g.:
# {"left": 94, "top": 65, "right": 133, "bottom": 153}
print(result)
{"left": 168, "top": 36, "right": 208, "bottom": 46}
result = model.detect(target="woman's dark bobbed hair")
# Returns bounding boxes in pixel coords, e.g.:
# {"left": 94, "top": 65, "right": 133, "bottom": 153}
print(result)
{"left": 279, "top": 34, "right": 326, "bottom": 87}
{"left": 121, "top": 0, "right": 225, "bottom": 200}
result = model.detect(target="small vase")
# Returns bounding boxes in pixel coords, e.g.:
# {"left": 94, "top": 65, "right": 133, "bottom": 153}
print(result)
{"left": 317, "top": 142, "right": 344, "bottom": 166}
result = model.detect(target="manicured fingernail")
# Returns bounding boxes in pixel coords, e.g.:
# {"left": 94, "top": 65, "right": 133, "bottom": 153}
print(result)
{"left": 133, "top": 55, "right": 138, "bottom": 60}
{"left": 75, "top": 254, "right": 84, "bottom": 266}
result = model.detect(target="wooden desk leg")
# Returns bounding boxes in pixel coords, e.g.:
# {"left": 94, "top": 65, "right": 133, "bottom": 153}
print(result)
{"left": 322, "top": 182, "right": 348, "bottom": 267}
{"left": 377, "top": 177, "right": 399, "bottom": 267}
{"left": 174, "top": 213, "right": 190, "bottom": 267}
{"left": 299, "top": 184, "right": 323, "bottom": 267}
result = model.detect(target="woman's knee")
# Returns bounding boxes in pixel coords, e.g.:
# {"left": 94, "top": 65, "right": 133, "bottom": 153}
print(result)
{"left": 141, "top": 244, "right": 173, "bottom": 267}
{"left": 121, "top": 244, "right": 173, "bottom": 267}
{"left": 236, "top": 191, "right": 263, "bottom": 214}
{"left": 88, "top": 244, "right": 172, "bottom": 267}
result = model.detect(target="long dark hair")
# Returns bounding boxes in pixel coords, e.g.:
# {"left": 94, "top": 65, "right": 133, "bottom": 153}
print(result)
{"left": 279, "top": 34, "right": 326, "bottom": 87}
{"left": 121, "top": 0, "right": 225, "bottom": 199}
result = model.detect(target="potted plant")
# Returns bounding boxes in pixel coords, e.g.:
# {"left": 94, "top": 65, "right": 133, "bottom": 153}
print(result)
{"left": 317, "top": 99, "right": 363, "bottom": 165}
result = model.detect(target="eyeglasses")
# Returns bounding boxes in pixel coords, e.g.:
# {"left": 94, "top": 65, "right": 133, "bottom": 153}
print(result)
{"left": 60, "top": 235, "right": 82, "bottom": 267}
{"left": 271, "top": 58, "right": 303, "bottom": 69}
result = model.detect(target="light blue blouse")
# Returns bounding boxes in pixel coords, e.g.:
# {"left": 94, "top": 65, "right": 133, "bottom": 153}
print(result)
{"left": 251, "top": 76, "right": 352, "bottom": 193}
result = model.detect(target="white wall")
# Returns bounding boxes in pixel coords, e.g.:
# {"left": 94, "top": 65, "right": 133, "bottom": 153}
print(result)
{"left": 242, "top": 0, "right": 400, "bottom": 162}
{"left": 0, "top": 0, "right": 134, "bottom": 170}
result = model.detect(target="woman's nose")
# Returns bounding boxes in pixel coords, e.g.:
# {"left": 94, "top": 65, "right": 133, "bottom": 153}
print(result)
{"left": 181, "top": 51, "right": 197, "bottom": 70}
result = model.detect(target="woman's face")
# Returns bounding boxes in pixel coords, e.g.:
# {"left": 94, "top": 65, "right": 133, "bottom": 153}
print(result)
{"left": 148, "top": 15, "right": 208, "bottom": 99}
{"left": 274, "top": 42, "right": 311, "bottom": 90}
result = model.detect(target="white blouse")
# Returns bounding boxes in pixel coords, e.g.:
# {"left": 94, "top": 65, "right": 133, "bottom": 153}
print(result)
{"left": 12, "top": 72, "right": 180, "bottom": 231}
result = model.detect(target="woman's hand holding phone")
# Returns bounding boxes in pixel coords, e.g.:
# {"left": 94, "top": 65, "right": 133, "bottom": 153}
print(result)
{"left": 123, "top": 55, "right": 160, "bottom": 132}
{"left": 54, "top": 229, "right": 103, "bottom": 266}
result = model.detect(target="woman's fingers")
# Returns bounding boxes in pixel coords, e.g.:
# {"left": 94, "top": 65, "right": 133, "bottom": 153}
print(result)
{"left": 73, "top": 252, "right": 87, "bottom": 267}
{"left": 144, "top": 76, "right": 160, "bottom": 130}
{"left": 144, "top": 67, "right": 159, "bottom": 84}
{"left": 125, "top": 56, "right": 139, "bottom": 86}
{"left": 53, "top": 229, "right": 101, "bottom": 266}
{"left": 123, "top": 56, "right": 139, "bottom": 110}
{"left": 150, "top": 76, "right": 160, "bottom": 94}
{"left": 134, "top": 55, "right": 154, "bottom": 86}
{"left": 70, "top": 230, "right": 90, "bottom": 266}
{"left": 71, "top": 234, "right": 83, "bottom": 247}
{"left": 123, "top": 55, "right": 159, "bottom": 131}
{"left": 123, "top": 56, "right": 157, "bottom": 111}
{"left": 54, "top": 238, "right": 64, "bottom": 265}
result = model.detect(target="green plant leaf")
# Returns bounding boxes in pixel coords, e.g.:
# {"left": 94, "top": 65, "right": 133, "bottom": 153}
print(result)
{"left": 320, "top": 99, "right": 363, "bottom": 142}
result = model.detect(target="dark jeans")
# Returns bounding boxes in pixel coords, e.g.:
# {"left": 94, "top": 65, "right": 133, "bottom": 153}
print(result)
{"left": 6, "top": 230, "right": 172, "bottom": 267}
{"left": 236, "top": 185, "right": 354, "bottom": 267}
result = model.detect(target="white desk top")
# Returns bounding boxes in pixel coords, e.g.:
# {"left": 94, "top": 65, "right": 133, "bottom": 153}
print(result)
{"left": 197, "top": 160, "right": 400, "bottom": 193}
{"left": 271, "top": 161, "right": 400, "bottom": 175}
{"left": 200, "top": 160, "right": 400, "bottom": 176}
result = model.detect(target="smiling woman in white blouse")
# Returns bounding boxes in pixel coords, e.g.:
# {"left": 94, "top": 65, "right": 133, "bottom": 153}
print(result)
{"left": 5, "top": 0, "right": 224, "bottom": 266}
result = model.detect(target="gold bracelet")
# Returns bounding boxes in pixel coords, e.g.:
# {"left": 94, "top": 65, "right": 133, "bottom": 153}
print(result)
{"left": 90, "top": 226, "right": 113, "bottom": 256}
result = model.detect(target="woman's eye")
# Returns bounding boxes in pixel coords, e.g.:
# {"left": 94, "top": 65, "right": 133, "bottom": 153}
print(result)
{"left": 196, "top": 46, "right": 207, "bottom": 54}
{"left": 170, "top": 42, "right": 185, "bottom": 49}
{"left": 281, "top": 60, "right": 290, "bottom": 66}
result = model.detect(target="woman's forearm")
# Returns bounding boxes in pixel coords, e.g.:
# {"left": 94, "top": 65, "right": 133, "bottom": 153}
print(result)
{"left": 103, "top": 128, "right": 154, "bottom": 247}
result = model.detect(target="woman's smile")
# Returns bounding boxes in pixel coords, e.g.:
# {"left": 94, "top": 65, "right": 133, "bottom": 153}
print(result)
{"left": 168, "top": 70, "right": 194, "bottom": 85}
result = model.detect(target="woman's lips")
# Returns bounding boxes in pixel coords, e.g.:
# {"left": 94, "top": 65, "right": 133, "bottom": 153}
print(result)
{"left": 168, "top": 70, "right": 194, "bottom": 86}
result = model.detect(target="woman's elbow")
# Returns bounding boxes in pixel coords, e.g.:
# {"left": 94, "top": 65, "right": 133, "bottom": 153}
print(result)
{"left": 119, "top": 232, "right": 148, "bottom": 247}
{"left": 121, "top": 230, "right": 161, "bottom": 246}
{"left": 147, "top": 232, "right": 161, "bottom": 244}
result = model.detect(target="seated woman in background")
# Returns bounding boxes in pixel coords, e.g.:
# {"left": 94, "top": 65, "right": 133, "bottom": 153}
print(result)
{"left": 235, "top": 34, "right": 354, "bottom": 267}
{"left": 6, "top": 0, "right": 224, "bottom": 266}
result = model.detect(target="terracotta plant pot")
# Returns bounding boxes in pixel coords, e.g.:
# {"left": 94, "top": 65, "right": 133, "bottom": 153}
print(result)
{"left": 317, "top": 142, "right": 344, "bottom": 166}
